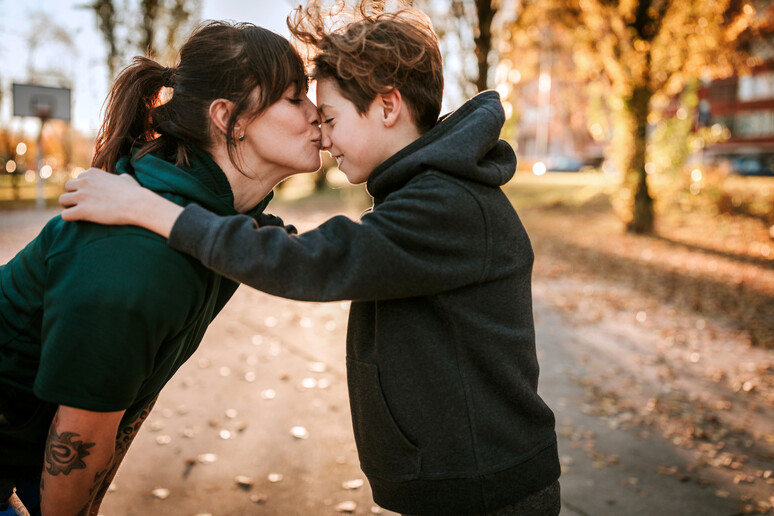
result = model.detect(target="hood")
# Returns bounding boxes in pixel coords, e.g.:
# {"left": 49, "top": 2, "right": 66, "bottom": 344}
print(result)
{"left": 367, "top": 90, "right": 516, "bottom": 201}
{"left": 115, "top": 146, "right": 271, "bottom": 220}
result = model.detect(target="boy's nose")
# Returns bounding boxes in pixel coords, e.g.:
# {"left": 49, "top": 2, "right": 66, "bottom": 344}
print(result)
{"left": 320, "top": 130, "right": 331, "bottom": 150}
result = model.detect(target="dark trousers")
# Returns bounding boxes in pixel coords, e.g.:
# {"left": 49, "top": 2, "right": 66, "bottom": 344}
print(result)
{"left": 402, "top": 480, "right": 561, "bottom": 516}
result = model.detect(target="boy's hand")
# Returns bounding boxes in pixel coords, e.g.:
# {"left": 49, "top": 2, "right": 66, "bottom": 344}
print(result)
{"left": 59, "top": 168, "right": 182, "bottom": 239}
{"left": 59, "top": 168, "right": 143, "bottom": 226}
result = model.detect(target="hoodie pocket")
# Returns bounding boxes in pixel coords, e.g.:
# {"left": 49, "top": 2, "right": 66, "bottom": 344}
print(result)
{"left": 347, "top": 357, "right": 421, "bottom": 481}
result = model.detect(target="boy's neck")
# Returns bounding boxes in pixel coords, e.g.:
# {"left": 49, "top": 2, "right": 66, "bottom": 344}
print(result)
{"left": 381, "top": 120, "right": 422, "bottom": 164}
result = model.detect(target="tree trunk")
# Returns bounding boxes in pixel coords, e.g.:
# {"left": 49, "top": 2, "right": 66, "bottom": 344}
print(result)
{"left": 141, "top": 0, "right": 161, "bottom": 55}
{"left": 88, "top": 0, "right": 119, "bottom": 80}
{"left": 623, "top": 84, "right": 654, "bottom": 234}
{"left": 474, "top": 0, "right": 496, "bottom": 92}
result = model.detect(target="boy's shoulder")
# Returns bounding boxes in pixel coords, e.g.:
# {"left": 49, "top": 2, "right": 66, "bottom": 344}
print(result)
{"left": 405, "top": 168, "right": 507, "bottom": 198}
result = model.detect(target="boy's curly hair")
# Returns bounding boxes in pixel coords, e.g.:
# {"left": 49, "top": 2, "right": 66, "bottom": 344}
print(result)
{"left": 288, "top": 0, "right": 444, "bottom": 134}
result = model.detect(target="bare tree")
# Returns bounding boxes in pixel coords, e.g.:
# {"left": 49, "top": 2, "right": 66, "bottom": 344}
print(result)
{"left": 25, "top": 11, "right": 78, "bottom": 85}
{"left": 473, "top": 0, "right": 498, "bottom": 91}
{"left": 140, "top": 0, "right": 162, "bottom": 55}
{"left": 79, "top": 0, "right": 120, "bottom": 80}
{"left": 418, "top": 0, "right": 500, "bottom": 93}
{"left": 163, "top": 0, "right": 201, "bottom": 62}
{"left": 82, "top": 0, "right": 201, "bottom": 80}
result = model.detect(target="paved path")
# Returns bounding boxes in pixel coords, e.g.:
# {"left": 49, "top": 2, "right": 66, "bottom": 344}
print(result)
{"left": 1, "top": 206, "right": 771, "bottom": 515}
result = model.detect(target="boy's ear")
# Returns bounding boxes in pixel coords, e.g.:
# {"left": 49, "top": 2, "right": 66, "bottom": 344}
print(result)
{"left": 209, "top": 99, "right": 238, "bottom": 137}
{"left": 378, "top": 88, "right": 403, "bottom": 128}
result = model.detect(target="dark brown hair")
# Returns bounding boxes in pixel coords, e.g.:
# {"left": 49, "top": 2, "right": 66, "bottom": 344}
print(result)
{"left": 288, "top": 1, "right": 444, "bottom": 134}
{"left": 92, "top": 21, "right": 307, "bottom": 172}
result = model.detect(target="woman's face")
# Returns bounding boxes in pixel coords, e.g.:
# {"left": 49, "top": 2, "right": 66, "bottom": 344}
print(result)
{"left": 238, "top": 86, "right": 322, "bottom": 178}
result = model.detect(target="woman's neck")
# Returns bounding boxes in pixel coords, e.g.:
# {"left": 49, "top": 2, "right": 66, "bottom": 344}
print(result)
{"left": 208, "top": 144, "right": 285, "bottom": 213}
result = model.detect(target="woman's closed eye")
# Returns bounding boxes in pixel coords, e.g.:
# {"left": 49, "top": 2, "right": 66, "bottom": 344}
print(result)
{"left": 323, "top": 117, "right": 334, "bottom": 125}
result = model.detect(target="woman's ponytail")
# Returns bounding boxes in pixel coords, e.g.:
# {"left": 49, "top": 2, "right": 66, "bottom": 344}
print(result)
{"left": 92, "top": 57, "right": 168, "bottom": 172}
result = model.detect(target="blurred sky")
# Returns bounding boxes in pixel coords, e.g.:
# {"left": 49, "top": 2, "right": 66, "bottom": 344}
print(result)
{"left": 0, "top": 0, "right": 297, "bottom": 134}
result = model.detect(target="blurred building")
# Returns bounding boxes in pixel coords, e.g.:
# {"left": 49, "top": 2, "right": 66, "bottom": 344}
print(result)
{"left": 698, "top": 0, "right": 774, "bottom": 175}
{"left": 512, "top": 50, "right": 603, "bottom": 171}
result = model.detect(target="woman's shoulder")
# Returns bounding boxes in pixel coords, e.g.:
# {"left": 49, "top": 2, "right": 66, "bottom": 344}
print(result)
{"left": 45, "top": 218, "right": 209, "bottom": 299}
{"left": 46, "top": 216, "right": 201, "bottom": 278}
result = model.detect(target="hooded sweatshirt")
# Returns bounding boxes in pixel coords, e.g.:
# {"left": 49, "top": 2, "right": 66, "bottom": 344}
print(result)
{"left": 167, "top": 91, "right": 560, "bottom": 515}
{"left": 0, "top": 147, "right": 270, "bottom": 472}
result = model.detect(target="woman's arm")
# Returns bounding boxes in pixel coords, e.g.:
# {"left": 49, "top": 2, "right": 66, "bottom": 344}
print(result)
{"left": 59, "top": 168, "right": 182, "bottom": 238}
{"left": 40, "top": 406, "right": 125, "bottom": 516}
{"left": 86, "top": 399, "right": 155, "bottom": 516}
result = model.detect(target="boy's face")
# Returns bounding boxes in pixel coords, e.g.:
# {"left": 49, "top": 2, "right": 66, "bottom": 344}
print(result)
{"left": 316, "top": 79, "right": 389, "bottom": 185}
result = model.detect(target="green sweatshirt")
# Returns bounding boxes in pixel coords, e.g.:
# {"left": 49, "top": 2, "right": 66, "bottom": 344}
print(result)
{"left": 0, "top": 147, "right": 270, "bottom": 471}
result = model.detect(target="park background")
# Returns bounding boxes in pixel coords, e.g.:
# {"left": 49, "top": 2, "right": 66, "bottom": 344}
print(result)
{"left": 0, "top": 0, "right": 772, "bottom": 515}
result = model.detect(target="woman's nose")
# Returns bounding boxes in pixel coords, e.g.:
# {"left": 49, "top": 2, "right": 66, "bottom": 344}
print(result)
{"left": 303, "top": 96, "right": 321, "bottom": 125}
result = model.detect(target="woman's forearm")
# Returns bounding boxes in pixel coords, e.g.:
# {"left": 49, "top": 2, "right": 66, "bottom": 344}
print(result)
{"left": 40, "top": 406, "right": 124, "bottom": 516}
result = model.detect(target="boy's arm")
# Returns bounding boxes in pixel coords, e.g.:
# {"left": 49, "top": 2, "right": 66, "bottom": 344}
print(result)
{"left": 168, "top": 174, "right": 492, "bottom": 301}
{"left": 40, "top": 406, "right": 124, "bottom": 516}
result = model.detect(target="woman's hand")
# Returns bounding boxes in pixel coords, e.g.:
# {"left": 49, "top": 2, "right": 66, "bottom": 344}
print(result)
{"left": 59, "top": 168, "right": 183, "bottom": 238}
{"left": 60, "top": 168, "right": 145, "bottom": 226}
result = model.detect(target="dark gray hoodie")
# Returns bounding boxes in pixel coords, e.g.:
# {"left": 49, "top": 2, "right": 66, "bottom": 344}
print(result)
{"left": 168, "top": 91, "right": 559, "bottom": 515}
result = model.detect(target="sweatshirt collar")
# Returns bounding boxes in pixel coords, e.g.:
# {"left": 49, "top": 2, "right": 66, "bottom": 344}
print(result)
{"left": 118, "top": 146, "right": 271, "bottom": 220}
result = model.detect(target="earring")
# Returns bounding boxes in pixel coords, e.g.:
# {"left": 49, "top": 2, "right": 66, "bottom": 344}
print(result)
{"left": 238, "top": 135, "right": 245, "bottom": 142}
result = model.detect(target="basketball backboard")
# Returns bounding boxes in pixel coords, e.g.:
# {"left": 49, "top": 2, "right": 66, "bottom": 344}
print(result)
{"left": 12, "top": 83, "right": 71, "bottom": 121}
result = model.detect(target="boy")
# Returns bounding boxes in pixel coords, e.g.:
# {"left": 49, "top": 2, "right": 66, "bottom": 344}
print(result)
{"left": 60, "top": 4, "right": 561, "bottom": 515}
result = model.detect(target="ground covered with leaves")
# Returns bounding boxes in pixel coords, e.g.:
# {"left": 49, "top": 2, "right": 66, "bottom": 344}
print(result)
{"left": 517, "top": 193, "right": 773, "bottom": 514}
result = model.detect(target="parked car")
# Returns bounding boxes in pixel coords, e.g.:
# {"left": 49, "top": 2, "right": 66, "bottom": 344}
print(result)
{"left": 728, "top": 154, "right": 774, "bottom": 176}
{"left": 545, "top": 156, "right": 584, "bottom": 172}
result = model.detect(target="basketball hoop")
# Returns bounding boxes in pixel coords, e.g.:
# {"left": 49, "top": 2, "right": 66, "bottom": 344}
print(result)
{"left": 12, "top": 84, "right": 70, "bottom": 121}
{"left": 32, "top": 97, "right": 54, "bottom": 121}
{"left": 11, "top": 84, "right": 71, "bottom": 210}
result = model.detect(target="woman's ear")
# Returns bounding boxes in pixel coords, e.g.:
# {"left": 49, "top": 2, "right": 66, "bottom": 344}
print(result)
{"left": 379, "top": 88, "right": 403, "bottom": 128}
{"left": 209, "top": 99, "right": 236, "bottom": 138}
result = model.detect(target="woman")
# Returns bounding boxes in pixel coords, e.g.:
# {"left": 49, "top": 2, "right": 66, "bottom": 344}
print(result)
{"left": 0, "top": 20, "right": 320, "bottom": 516}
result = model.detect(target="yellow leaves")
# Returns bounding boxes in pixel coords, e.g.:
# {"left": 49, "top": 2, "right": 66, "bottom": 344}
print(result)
{"left": 724, "top": 4, "right": 756, "bottom": 42}
{"left": 658, "top": 464, "right": 679, "bottom": 475}
{"left": 634, "top": 39, "right": 650, "bottom": 52}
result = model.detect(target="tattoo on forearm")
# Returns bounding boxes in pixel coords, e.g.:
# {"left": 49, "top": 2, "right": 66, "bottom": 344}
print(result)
{"left": 88, "top": 465, "right": 110, "bottom": 497}
{"left": 75, "top": 499, "right": 91, "bottom": 516}
{"left": 89, "top": 399, "right": 157, "bottom": 514}
{"left": 44, "top": 429, "right": 96, "bottom": 476}
{"left": 116, "top": 400, "right": 154, "bottom": 455}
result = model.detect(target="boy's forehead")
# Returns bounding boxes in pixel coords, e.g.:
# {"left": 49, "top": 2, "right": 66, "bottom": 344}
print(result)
{"left": 315, "top": 79, "right": 341, "bottom": 108}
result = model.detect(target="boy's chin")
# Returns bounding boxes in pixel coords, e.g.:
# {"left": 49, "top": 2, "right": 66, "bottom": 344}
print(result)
{"left": 341, "top": 169, "right": 367, "bottom": 185}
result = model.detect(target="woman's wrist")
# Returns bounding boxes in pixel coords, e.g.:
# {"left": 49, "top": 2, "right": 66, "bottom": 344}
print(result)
{"left": 130, "top": 189, "right": 183, "bottom": 239}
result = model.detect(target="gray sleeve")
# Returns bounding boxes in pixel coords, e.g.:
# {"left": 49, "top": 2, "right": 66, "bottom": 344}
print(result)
{"left": 167, "top": 175, "right": 488, "bottom": 302}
